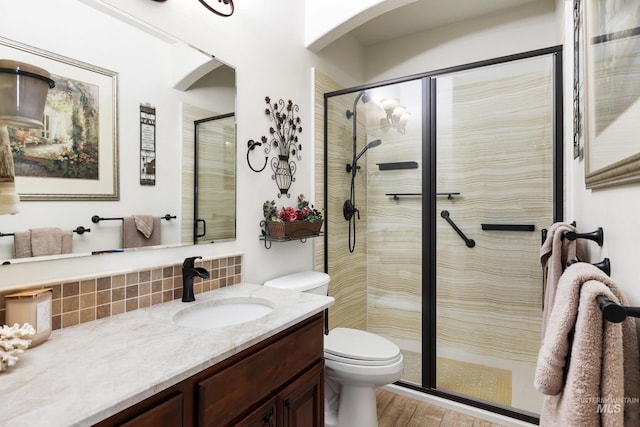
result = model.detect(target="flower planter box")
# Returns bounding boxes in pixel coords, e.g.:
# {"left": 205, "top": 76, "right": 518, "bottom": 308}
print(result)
{"left": 266, "top": 220, "right": 323, "bottom": 239}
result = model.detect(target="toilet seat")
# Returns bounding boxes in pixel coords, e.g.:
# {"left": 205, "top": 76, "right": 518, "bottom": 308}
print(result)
{"left": 324, "top": 327, "right": 401, "bottom": 366}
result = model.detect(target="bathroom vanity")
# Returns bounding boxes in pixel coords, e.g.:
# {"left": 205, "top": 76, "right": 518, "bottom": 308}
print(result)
{"left": 96, "top": 313, "right": 324, "bottom": 426}
{"left": 0, "top": 284, "right": 333, "bottom": 427}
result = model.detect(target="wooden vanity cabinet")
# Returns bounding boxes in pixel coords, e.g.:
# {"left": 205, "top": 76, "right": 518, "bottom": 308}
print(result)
{"left": 94, "top": 313, "right": 324, "bottom": 427}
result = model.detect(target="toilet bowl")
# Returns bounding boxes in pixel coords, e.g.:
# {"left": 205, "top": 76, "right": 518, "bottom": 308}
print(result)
{"left": 263, "top": 271, "right": 404, "bottom": 427}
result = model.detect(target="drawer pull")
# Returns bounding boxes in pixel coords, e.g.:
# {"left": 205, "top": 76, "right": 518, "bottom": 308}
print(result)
{"left": 262, "top": 410, "right": 274, "bottom": 424}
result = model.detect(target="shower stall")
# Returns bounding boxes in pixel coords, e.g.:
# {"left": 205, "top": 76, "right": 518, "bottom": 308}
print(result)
{"left": 320, "top": 46, "right": 562, "bottom": 422}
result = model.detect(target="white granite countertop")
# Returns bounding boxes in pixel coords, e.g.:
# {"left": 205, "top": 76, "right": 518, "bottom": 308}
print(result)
{"left": 0, "top": 283, "right": 334, "bottom": 427}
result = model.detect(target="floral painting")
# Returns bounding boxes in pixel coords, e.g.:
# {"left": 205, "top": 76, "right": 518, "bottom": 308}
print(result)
{"left": 10, "top": 74, "right": 100, "bottom": 180}
{"left": 0, "top": 35, "right": 118, "bottom": 201}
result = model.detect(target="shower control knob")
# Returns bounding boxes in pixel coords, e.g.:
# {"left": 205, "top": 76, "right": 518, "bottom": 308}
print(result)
{"left": 343, "top": 200, "right": 358, "bottom": 221}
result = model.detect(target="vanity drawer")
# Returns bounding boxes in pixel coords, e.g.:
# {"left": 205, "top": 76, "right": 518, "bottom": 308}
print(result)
{"left": 197, "top": 313, "right": 324, "bottom": 426}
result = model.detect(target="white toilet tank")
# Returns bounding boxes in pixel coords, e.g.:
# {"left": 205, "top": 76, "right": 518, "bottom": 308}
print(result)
{"left": 263, "top": 271, "right": 330, "bottom": 295}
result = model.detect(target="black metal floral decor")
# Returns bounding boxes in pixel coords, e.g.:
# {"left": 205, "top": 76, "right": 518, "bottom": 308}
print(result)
{"left": 260, "top": 96, "right": 303, "bottom": 198}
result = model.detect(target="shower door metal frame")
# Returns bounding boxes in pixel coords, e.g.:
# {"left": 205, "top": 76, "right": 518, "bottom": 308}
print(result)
{"left": 323, "top": 45, "right": 563, "bottom": 425}
{"left": 423, "top": 46, "right": 564, "bottom": 424}
{"left": 193, "top": 112, "right": 236, "bottom": 244}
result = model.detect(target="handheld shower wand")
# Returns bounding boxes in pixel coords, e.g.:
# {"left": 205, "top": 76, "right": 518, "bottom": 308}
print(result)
{"left": 348, "top": 139, "right": 382, "bottom": 172}
{"left": 343, "top": 91, "right": 382, "bottom": 252}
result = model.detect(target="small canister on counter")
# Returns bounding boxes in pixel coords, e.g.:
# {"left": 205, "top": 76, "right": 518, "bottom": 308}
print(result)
{"left": 4, "top": 288, "right": 53, "bottom": 347}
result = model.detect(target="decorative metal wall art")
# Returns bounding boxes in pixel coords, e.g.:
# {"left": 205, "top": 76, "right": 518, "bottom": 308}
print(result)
{"left": 248, "top": 97, "right": 303, "bottom": 198}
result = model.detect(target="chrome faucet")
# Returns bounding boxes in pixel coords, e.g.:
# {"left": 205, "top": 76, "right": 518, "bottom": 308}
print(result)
{"left": 182, "top": 256, "right": 210, "bottom": 302}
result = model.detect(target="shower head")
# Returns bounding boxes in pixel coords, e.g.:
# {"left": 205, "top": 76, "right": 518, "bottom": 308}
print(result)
{"left": 353, "top": 139, "right": 382, "bottom": 163}
{"left": 346, "top": 91, "right": 370, "bottom": 119}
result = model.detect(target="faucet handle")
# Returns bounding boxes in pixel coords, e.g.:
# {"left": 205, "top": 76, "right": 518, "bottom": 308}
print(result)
{"left": 183, "top": 256, "right": 202, "bottom": 269}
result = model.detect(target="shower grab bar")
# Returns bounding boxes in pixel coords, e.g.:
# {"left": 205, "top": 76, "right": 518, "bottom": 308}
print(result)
{"left": 440, "top": 210, "right": 475, "bottom": 248}
{"left": 481, "top": 224, "right": 535, "bottom": 232}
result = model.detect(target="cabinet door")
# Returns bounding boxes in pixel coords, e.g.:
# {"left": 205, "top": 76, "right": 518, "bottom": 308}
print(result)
{"left": 119, "top": 393, "right": 183, "bottom": 427}
{"left": 277, "top": 362, "right": 324, "bottom": 427}
{"left": 198, "top": 315, "right": 323, "bottom": 426}
{"left": 235, "top": 398, "right": 277, "bottom": 427}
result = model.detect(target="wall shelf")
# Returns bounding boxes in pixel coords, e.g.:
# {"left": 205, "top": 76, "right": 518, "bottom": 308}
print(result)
{"left": 377, "top": 161, "right": 418, "bottom": 171}
{"left": 259, "top": 233, "right": 323, "bottom": 249}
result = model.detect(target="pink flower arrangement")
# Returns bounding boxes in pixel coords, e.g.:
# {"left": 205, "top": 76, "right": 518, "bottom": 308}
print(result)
{"left": 263, "top": 194, "right": 323, "bottom": 223}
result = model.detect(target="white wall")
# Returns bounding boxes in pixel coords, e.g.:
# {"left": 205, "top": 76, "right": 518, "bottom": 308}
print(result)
{"left": 363, "top": 0, "right": 560, "bottom": 82}
{"left": 304, "top": 0, "right": 417, "bottom": 52}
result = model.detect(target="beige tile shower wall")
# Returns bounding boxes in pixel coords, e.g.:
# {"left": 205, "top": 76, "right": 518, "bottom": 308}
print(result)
{"left": 365, "top": 124, "right": 423, "bottom": 351}
{"left": 435, "top": 63, "right": 552, "bottom": 364}
{"left": 315, "top": 70, "right": 367, "bottom": 331}
{"left": 0, "top": 255, "right": 242, "bottom": 330}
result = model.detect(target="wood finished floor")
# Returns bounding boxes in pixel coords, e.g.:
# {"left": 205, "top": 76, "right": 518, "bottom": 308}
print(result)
{"left": 376, "top": 390, "right": 508, "bottom": 427}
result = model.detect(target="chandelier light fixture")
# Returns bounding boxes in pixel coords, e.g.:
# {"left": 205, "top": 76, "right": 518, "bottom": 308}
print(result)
{"left": 380, "top": 98, "right": 410, "bottom": 134}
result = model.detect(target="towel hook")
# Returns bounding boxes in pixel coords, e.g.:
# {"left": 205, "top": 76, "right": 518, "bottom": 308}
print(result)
{"left": 564, "top": 227, "right": 603, "bottom": 247}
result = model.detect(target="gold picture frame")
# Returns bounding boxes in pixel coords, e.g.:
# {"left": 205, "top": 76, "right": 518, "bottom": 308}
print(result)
{"left": 582, "top": 0, "right": 640, "bottom": 188}
{"left": 0, "top": 36, "right": 119, "bottom": 200}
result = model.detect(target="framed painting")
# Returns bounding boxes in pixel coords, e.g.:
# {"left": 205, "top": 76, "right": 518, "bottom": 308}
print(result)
{"left": 582, "top": 0, "right": 640, "bottom": 188}
{"left": 0, "top": 36, "right": 119, "bottom": 200}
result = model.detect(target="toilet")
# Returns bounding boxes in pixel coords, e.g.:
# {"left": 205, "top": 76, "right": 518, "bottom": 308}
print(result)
{"left": 263, "top": 271, "right": 404, "bottom": 427}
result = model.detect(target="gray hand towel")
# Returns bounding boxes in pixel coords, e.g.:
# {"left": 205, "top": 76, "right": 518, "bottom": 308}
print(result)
{"left": 30, "top": 227, "right": 62, "bottom": 257}
{"left": 122, "top": 216, "right": 161, "bottom": 249}
{"left": 13, "top": 231, "right": 31, "bottom": 258}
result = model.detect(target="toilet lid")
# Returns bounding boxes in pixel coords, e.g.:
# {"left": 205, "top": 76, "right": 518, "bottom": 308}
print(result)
{"left": 324, "top": 328, "right": 400, "bottom": 363}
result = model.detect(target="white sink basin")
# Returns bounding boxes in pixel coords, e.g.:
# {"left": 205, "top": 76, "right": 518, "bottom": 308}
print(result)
{"left": 173, "top": 297, "right": 274, "bottom": 329}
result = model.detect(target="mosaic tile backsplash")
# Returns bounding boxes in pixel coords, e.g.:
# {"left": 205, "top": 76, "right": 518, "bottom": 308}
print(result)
{"left": 0, "top": 255, "right": 242, "bottom": 330}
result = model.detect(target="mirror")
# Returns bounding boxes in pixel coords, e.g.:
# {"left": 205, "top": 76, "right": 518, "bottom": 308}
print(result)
{"left": 0, "top": 0, "right": 236, "bottom": 263}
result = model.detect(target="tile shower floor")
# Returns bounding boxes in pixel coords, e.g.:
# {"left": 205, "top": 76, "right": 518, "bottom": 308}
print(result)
{"left": 400, "top": 349, "right": 542, "bottom": 414}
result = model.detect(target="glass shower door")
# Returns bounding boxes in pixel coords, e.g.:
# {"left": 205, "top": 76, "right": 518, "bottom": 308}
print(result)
{"left": 434, "top": 54, "right": 557, "bottom": 414}
{"left": 194, "top": 113, "right": 236, "bottom": 244}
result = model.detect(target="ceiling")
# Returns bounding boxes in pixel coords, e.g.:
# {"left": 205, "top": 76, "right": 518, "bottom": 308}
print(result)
{"left": 349, "top": 0, "right": 543, "bottom": 46}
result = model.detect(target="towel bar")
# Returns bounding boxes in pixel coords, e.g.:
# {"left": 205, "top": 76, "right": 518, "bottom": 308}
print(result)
{"left": 0, "top": 227, "right": 91, "bottom": 237}
{"left": 567, "top": 258, "right": 610, "bottom": 276}
{"left": 597, "top": 295, "right": 640, "bottom": 323}
{"left": 92, "top": 214, "right": 176, "bottom": 223}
